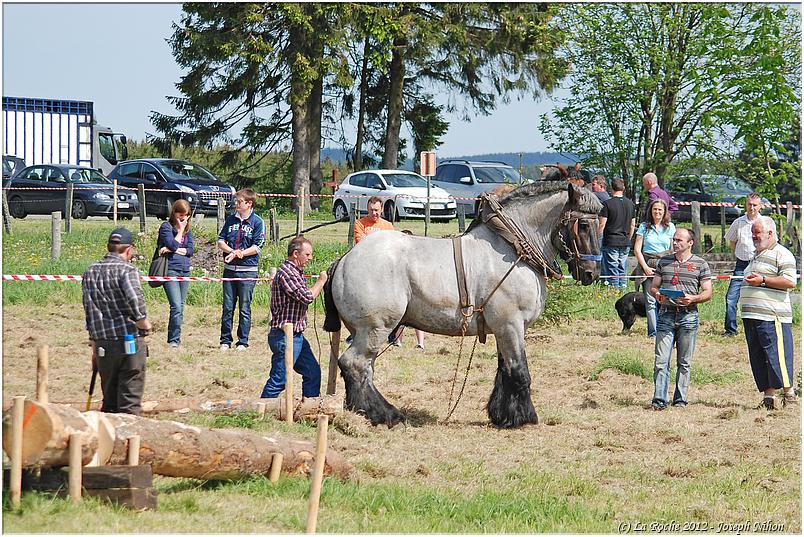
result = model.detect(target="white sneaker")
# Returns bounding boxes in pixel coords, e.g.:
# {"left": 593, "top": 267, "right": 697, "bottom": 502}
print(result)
{"left": 169, "top": 342, "right": 180, "bottom": 348}
{"left": 220, "top": 344, "right": 231, "bottom": 352}
{"left": 236, "top": 344, "right": 248, "bottom": 351}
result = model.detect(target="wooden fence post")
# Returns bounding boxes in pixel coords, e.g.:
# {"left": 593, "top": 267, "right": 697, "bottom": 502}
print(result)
{"left": 720, "top": 205, "right": 726, "bottom": 251}
{"left": 112, "top": 179, "right": 118, "bottom": 225}
{"left": 305, "top": 415, "right": 329, "bottom": 534}
{"left": 690, "top": 202, "right": 702, "bottom": 255}
{"left": 347, "top": 202, "right": 357, "bottom": 248}
{"left": 284, "top": 322, "right": 294, "bottom": 424}
{"left": 65, "top": 183, "right": 74, "bottom": 234}
{"left": 296, "top": 186, "right": 305, "bottom": 237}
{"left": 326, "top": 331, "right": 340, "bottom": 395}
{"left": 269, "top": 452, "right": 284, "bottom": 483}
{"left": 269, "top": 208, "right": 277, "bottom": 245}
{"left": 2, "top": 187, "right": 12, "bottom": 234}
{"left": 138, "top": 184, "right": 146, "bottom": 233}
{"left": 51, "top": 211, "right": 61, "bottom": 260}
{"left": 457, "top": 204, "right": 466, "bottom": 234}
{"left": 9, "top": 396, "right": 25, "bottom": 509}
{"left": 217, "top": 201, "right": 225, "bottom": 233}
{"left": 37, "top": 345, "right": 49, "bottom": 404}
{"left": 785, "top": 201, "right": 795, "bottom": 246}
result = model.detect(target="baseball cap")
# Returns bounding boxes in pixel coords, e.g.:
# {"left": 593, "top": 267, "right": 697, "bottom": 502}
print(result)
{"left": 108, "top": 227, "right": 134, "bottom": 245}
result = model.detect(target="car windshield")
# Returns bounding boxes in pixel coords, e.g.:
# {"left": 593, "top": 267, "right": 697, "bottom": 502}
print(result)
{"left": 157, "top": 160, "right": 217, "bottom": 181}
{"left": 473, "top": 166, "right": 521, "bottom": 184}
{"left": 381, "top": 173, "right": 428, "bottom": 188}
{"left": 65, "top": 168, "right": 112, "bottom": 184}
{"left": 702, "top": 175, "right": 753, "bottom": 195}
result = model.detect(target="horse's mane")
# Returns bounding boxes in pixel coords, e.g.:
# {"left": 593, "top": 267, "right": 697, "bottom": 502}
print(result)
{"left": 499, "top": 181, "right": 602, "bottom": 214}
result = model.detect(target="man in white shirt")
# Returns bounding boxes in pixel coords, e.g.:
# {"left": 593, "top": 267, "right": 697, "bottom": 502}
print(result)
{"left": 723, "top": 193, "right": 775, "bottom": 337}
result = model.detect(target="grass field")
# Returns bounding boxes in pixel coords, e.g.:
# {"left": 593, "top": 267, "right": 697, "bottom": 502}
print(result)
{"left": 2, "top": 216, "right": 801, "bottom": 533}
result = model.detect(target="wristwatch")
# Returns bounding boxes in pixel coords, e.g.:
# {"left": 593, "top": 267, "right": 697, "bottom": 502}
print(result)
{"left": 760, "top": 276, "right": 767, "bottom": 287}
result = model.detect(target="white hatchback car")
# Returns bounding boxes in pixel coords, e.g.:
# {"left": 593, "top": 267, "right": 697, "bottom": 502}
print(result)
{"left": 332, "top": 169, "right": 457, "bottom": 222}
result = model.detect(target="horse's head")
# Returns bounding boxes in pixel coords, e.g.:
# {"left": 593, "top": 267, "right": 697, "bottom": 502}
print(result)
{"left": 552, "top": 183, "right": 602, "bottom": 285}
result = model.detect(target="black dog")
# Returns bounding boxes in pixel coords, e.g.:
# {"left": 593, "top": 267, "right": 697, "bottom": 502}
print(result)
{"left": 615, "top": 292, "right": 647, "bottom": 333}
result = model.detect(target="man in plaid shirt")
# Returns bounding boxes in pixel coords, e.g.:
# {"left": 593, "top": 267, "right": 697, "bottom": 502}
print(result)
{"left": 260, "top": 236, "right": 328, "bottom": 399}
{"left": 82, "top": 228, "right": 152, "bottom": 414}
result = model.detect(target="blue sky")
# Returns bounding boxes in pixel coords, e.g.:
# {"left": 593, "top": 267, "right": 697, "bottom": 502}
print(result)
{"left": 2, "top": 3, "right": 562, "bottom": 158}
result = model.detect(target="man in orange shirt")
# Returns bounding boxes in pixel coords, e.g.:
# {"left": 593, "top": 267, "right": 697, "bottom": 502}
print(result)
{"left": 354, "top": 196, "right": 395, "bottom": 244}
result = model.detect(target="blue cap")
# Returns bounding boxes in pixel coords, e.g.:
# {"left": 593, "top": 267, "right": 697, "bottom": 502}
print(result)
{"left": 108, "top": 227, "right": 133, "bottom": 245}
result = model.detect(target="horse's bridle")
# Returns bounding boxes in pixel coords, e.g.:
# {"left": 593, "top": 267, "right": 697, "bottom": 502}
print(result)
{"left": 552, "top": 210, "right": 602, "bottom": 267}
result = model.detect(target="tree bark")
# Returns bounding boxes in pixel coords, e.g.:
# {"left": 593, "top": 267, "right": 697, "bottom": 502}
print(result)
{"left": 353, "top": 36, "right": 370, "bottom": 171}
{"left": 3, "top": 401, "right": 353, "bottom": 480}
{"left": 381, "top": 37, "right": 407, "bottom": 169}
{"left": 289, "top": 26, "right": 311, "bottom": 213}
{"left": 308, "top": 76, "right": 323, "bottom": 211}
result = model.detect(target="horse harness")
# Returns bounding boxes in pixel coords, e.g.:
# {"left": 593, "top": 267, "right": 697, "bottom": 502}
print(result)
{"left": 451, "top": 191, "right": 574, "bottom": 343}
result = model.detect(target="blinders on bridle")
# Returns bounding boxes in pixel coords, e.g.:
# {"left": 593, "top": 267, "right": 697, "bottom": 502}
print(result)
{"left": 552, "top": 210, "right": 602, "bottom": 272}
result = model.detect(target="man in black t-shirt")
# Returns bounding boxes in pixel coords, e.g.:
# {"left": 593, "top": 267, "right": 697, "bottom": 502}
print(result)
{"left": 598, "top": 178, "right": 635, "bottom": 289}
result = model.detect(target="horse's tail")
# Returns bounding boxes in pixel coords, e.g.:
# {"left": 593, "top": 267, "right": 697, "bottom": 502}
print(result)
{"left": 323, "top": 256, "right": 342, "bottom": 332}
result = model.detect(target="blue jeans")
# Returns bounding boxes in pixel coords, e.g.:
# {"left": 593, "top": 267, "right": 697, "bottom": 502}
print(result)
{"left": 220, "top": 269, "right": 257, "bottom": 347}
{"left": 261, "top": 328, "right": 321, "bottom": 398}
{"left": 724, "top": 259, "right": 750, "bottom": 335}
{"left": 653, "top": 309, "right": 699, "bottom": 407}
{"left": 164, "top": 268, "right": 189, "bottom": 345}
{"left": 641, "top": 279, "right": 659, "bottom": 338}
{"left": 601, "top": 245, "right": 630, "bottom": 288}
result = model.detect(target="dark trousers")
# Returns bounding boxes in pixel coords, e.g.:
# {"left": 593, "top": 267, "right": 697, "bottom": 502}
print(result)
{"left": 95, "top": 338, "right": 147, "bottom": 415}
{"left": 743, "top": 318, "right": 795, "bottom": 392}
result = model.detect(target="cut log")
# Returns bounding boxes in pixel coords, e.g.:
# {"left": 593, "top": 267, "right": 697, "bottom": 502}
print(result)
{"left": 2, "top": 402, "right": 352, "bottom": 480}
{"left": 1, "top": 399, "right": 97, "bottom": 467}
{"left": 15, "top": 395, "right": 345, "bottom": 421}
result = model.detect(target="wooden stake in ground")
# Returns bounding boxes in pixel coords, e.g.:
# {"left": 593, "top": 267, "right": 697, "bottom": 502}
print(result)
{"left": 51, "top": 211, "right": 61, "bottom": 260}
{"left": 306, "top": 415, "right": 330, "bottom": 534}
{"left": 327, "top": 331, "right": 340, "bottom": 395}
{"left": 284, "top": 322, "right": 294, "bottom": 424}
{"left": 68, "top": 433, "right": 82, "bottom": 504}
{"left": 36, "top": 345, "right": 49, "bottom": 404}
{"left": 9, "top": 396, "right": 25, "bottom": 509}
{"left": 127, "top": 434, "right": 141, "bottom": 465}
{"left": 296, "top": 186, "right": 305, "bottom": 237}
{"left": 269, "top": 452, "right": 284, "bottom": 483}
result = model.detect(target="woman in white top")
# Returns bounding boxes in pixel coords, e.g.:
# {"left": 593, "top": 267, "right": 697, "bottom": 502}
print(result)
{"left": 633, "top": 199, "right": 675, "bottom": 338}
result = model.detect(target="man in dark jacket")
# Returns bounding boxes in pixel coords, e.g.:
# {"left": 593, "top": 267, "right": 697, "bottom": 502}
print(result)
{"left": 217, "top": 188, "right": 266, "bottom": 351}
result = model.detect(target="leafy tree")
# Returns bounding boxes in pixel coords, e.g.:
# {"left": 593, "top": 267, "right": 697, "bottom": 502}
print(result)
{"left": 540, "top": 3, "right": 800, "bottom": 202}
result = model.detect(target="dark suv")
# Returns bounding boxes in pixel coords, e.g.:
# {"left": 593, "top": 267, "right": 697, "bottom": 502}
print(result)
{"left": 664, "top": 174, "right": 764, "bottom": 224}
{"left": 108, "top": 158, "right": 235, "bottom": 218}
{"left": 433, "top": 160, "right": 526, "bottom": 216}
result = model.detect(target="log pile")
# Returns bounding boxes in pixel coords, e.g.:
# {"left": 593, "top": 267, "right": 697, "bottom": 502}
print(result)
{"left": 2, "top": 400, "right": 352, "bottom": 480}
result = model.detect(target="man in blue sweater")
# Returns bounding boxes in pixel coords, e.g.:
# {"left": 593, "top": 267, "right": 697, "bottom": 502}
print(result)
{"left": 217, "top": 189, "right": 266, "bottom": 351}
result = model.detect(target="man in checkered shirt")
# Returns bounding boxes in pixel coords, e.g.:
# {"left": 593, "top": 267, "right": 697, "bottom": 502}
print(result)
{"left": 260, "top": 236, "right": 328, "bottom": 399}
{"left": 82, "top": 228, "right": 152, "bottom": 414}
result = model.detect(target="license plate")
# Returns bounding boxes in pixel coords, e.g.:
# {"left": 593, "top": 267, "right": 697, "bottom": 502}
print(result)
{"left": 117, "top": 202, "right": 130, "bottom": 209}
{"left": 208, "top": 199, "right": 218, "bottom": 205}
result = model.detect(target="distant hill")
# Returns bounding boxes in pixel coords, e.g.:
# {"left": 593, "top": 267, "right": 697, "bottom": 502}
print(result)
{"left": 320, "top": 148, "right": 582, "bottom": 170}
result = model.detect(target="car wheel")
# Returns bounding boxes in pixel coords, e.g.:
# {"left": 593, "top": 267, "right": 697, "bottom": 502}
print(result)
{"left": 163, "top": 198, "right": 175, "bottom": 220}
{"left": 333, "top": 200, "right": 348, "bottom": 220}
{"left": 8, "top": 196, "right": 26, "bottom": 219}
{"left": 120, "top": 215, "right": 133, "bottom": 220}
{"left": 71, "top": 199, "right": 87, "bottom": 220}
{"left": 384, "top": 201, "right": 398, "bottom": 222}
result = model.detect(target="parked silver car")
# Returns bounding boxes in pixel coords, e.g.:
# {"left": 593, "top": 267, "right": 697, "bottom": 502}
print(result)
{"left": 432, "top": 160, "right": 526, "bottom": 216}
{"left": 332, "top": 169, "right": 456, "bottom": 222}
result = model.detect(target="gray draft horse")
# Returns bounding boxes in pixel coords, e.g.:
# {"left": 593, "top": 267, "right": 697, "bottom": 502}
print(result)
{"left": 323, "top": 179, "right": 602, "bottom": 428}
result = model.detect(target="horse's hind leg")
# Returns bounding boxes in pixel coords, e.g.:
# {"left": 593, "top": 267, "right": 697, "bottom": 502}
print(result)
{"left": 486, "top": 325, "right": 538, "bottom": 428}
{"left": 338, "top": 329, "right": 405, "bottom": 428}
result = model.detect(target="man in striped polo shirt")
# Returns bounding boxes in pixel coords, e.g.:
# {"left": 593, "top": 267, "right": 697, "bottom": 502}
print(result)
{"left": 739, "top": 216, "right": 798, "bottom": 410}
{"left": 648, "top": 228, "right": 713, "bottom": 410}
{"left": 260, "top": 236, "right": 328, "bottom": 399}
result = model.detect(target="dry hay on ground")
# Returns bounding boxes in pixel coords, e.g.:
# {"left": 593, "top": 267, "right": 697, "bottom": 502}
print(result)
{"left": 2, "top": 303, "right": 800, "bottom": 529}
